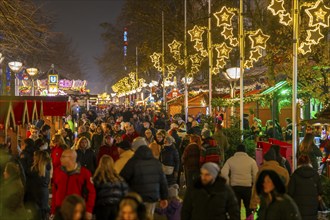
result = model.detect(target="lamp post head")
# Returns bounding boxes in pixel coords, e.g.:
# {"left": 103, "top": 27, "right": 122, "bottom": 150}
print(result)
{"left": 8, "top": 61, "right": 23, "bottom": 73}
{"left": 224, "top": 67, "right": 240, "bottom": 81}
{"left": 26, "top": 68, "right": 38, "bottom": 77}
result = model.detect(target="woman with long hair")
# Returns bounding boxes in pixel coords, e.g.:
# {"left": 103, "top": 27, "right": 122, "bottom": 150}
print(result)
{"left": 117, "top": 192, "right": 150, "bottom": 220}
{"left": 54, "top": 194, "right": 86, "bottom": 220}
{"left": 182, "top": 134, "right": 202, "bottom": 188}
{"left": 19, "top": 138, "right": 37, "bottom": 175}
{"left": 93, "top": 155, "right": 128, "bottom": 220}
{"left": 149, "top": 129, "right": 166, "bottom": 159}
{"left": 256, "top": 170, "right": 301, "bottom": 220}
{"left": 76, "top": 137, "right": 97, "bottom": 174}
{"left": 51, "top": 134, "right": 68, "bottom": 171}
{"left": 298, "top": 133, "right": 322, "bottom": 171}
{"left": 26, "top": 150, "right": 52, "bottom": 220}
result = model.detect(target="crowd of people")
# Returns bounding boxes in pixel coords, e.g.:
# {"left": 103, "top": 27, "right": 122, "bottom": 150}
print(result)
{"left": 0, "top": 105, "right": 327, "bottom": 220}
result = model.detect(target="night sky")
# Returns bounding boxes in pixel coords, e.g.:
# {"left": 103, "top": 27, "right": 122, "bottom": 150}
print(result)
{"left": 37, "top": 0, "right": 124, "bottom": 94}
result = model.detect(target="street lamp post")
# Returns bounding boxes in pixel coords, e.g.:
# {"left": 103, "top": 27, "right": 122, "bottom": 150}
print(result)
{"left": 239, "top": 0, "right": 245, "bottom": 137}
{"left": 224, "top": 67, "right": 240, "bottom": 117}
{"left": 8, "top": 61, "right": 23, "bottom": 96}
{"left": 26, "top": 68, "right": 38, "bottom": 96}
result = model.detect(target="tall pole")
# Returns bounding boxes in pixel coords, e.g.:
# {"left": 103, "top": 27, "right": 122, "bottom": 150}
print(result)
{"left": 292, "top": 0, "right": 299, "bottom": 170}
{"left": 136, "top": 47, "right": 138, "bottom": 80}
{"left": 208, "top": 0, "right": 213, "bottom": 116}
{"left": 239, "top": 0, "right": 245, "bottom": 136}
{"left": 162, "top": 11, "right": 166, "bottom": 112}
{"left": 184, "top": 0, "right": 189, "bottom": 122}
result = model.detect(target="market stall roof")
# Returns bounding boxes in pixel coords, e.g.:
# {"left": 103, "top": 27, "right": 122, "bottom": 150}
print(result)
{"left": 261, "top": 81, "right": 288, "bottom": 95}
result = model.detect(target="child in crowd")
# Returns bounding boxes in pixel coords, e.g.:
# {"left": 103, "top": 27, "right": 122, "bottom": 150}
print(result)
{"left": 155, "top": 184, "right": 182, "bottom": 220}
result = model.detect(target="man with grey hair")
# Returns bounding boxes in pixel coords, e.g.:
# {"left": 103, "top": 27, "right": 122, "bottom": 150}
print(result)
{"left": 120, "top": 137, "right": 168, "bottom": 217}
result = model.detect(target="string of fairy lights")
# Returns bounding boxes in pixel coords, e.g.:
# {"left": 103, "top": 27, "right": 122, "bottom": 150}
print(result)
{"left": 112, "top": 0, "right": 329, "bottom": 99}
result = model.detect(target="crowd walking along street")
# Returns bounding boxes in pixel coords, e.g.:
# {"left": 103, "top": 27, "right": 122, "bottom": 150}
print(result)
{"left": 1, "top": 0, "right": 330, "bottom": 220}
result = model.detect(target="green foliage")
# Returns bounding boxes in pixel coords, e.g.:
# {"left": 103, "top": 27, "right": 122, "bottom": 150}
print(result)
{"left": 321, "top": 175, "right": 330, "bottom": 207}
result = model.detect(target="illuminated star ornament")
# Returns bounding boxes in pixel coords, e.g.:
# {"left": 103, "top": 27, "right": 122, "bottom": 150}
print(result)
{"left": 188, "top": 25, "right": 205, "bottom": 42}
{"left": 244, "top": 60, "right": 253, "bottom": 69}
{"left": 214, "top": 6, "right": 235, "bottom": 27}
{"left": 267, "top": 0, "right": 285, "bottom": 15}
{"left": 299, "top": 42, "right": 312, "bottom": 55}
{"left": 221, "top": 26, "right": 234, "bottom": 39}
{"left": 167, "top": 64, "right": 177, "bottom": 78}
{"left": 212, "top": 67, "right": 220, "bottom": 75}
{"left": 150, "top": 52, "right": 161, "bottom": 63}
{"left": 215, "top": 43, "right": 232, "bottom": 59}
{"left": 230, "top": 38, "right": 239, "bottom": 47}
{"left": 194, "top": 41, "right": 204, "bottom": 51}
{"left": 248, "top": 29, "right": 270, "bottom": 49}
{"left": 306, "top": 27, "right": 324, "bottom": 44}
{"left": 279, "top": 13, "right": 293, "bottom": 25}
{"left": 305, "top": 0, "right": 330, "bottom": 27}
{"left": 168, "top": 40, "right": 182, "bottom": 53}
{"left": 216, "top": 59, "right": 226, "bottom": 69}
{"left": 190, "top": 54, "right": 203, "bottom": 66}
{"left": 249, "top": 49, "right": 262, "bottom": 61}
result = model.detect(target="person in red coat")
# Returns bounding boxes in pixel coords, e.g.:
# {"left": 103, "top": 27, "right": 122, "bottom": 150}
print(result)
{"left": 50, "top": 134, "right": 68, "bottom": 171}
{"left": 51, "top": 149, "right": 96, "bottom": 220}
{"left": 122, "top": 122, "right": 140, "bottom": 144}
{"left": 97, "top": 134, "right": 120, "bottom": 164}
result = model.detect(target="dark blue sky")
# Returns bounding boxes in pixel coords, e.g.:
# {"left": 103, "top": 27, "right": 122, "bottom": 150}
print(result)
{"left": 39, "top": 0, "right": 124, "bottom": 93}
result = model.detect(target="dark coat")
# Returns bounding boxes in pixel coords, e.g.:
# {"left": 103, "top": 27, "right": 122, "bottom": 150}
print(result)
{"left": 120, "top": 145, "right": 168, "bottom": 202}
{"left": 91, "top": 133, "right": 103, "bottom": 154}
{"left": 76, "top": 148, "right": 97, "bottom": 174}
{"left": 181, "top": 176, "right": 240, "bottom": 220}
{"left": 288, "top": 165, "right": 322, "bottom": 220}
{"left": 160, "top": 145, "right": 180, "bottom": 185}
{"left": 187, "top": 126, "right": 201, "bottom": 136}
{"left": 297, "top": 145, "right": 322, "bottom": 171}
{"left": 94, "top": 179, "right": 128, "bottom": 206}
{"left": 257, "top": 194, "right": 301, "bottom": 220}
{"left": 182, "top": 143, "right": 200, "bottom": 172}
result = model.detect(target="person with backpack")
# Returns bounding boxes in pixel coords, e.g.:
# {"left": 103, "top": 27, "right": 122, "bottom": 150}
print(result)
{"left": 199, "top": 130, "right": 221, "bottom": 166}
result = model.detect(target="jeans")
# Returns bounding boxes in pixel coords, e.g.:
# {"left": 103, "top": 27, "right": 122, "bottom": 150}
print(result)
{"left": 232, "top": 186, "right": 253, "bottom": 217}
{"left": 94, "top": 204, "right": 118, "bottom": 220}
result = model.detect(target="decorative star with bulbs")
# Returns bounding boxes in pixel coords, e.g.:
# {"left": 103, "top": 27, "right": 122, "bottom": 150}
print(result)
{"left": 267, "top": 0, "right": 285, "bottom": 15}
{"left": 215, "top": 43, "right": 232, "bottom": 59}
{"left": 230, "top": 38, "right": 239, "bottom": 47}
{"left": 212, "top": 67, "right": 220, "bottom": 75}
{"left": 167, "top": 64, "right": 177, "bottom": 74}
{"left": 249, "top": 49, "right": 262, "bottom": 61}
{"left": 216, "top": 59, "right": 226, "bottom": 69}
{"left": 190, "top": 65, "right": 200, "bottom": 74}
{"left": 190, "top": 54, "right": 203, "bottom": 66}
{"left": 244, "top": 60, "right": 253, "bottom": 68}
{"left": 221, "top": 26, "right": 234, "bottom": 39}
{"left": 214, "top": 6, "right": 235, "bottom": 27}
{"left": 168, "top": 40, "right": 182, "bottom": 53}
{"left": 173, "top": 52, "right": 181, "bottom": 61}
{"left": 279, "top": 13, "right": 293, "bottom": 25}
{"left": 305, "top": 0, "right": 330, "bottom": 27}
{"left": 150, "top": 52, "right": 161, "bottom": 63}
{"left": 201, "top": 50, "right": 208, "bottom": 57}
{"left": 248, "top": 29, "right": 270, "bottom": 49}
{"left": 194, "top": 41, "right": 204, "bottom": 51}
{"left": 188, "top": 25, "right": 205, "bottom": 42}
{"left": 299, "top": 42, "right": 312, "bottom": 55}
{"left": 306, "top": 27, "right": 324, "bottom": 44}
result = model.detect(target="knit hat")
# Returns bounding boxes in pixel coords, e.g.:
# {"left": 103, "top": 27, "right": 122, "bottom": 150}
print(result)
{"left": 202, "top": 129, "right": 211, "bottom": 138}
{"left": 117, "top": 140, "right": 131, "bottom": 151}
{"left": 131, "top": 137, "right": 148, "bottom": 151}
{"left": 168, "top": 184, "right": 179, "bottom": 198}
{"left": 201, "top": 162, "right": 220, "bottom": 180}
{"left": 264, "top": 148, "right": 276, "bottom": 161}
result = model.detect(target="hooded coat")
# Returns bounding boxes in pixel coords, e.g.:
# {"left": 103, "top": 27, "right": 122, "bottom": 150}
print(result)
{"left": 288, "top": 165, "right": 322, "bottom": 220}
{"left": 120, "top": 145, "right": 168, "bottom": 202}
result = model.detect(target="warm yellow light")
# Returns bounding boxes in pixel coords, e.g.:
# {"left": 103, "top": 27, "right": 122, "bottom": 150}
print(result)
{"left": 279, "top": 13, "right": 292, "bottom": 25}
{"left": 150, "top": 52, "right": 161, "bottom": 63}
{"left": 8, "top": 61, "right": 23, "bottom": 72}
{"left": 230, "top": 38, "right": 239, "bottom": 47}
{"left": 305, "top": 0, "right": 330, "bottom": 27}
{"left": 244, "top": 60, "right": 253, "bottom": 68}
{"left": 221, "top": 26, "right": 234, "bottom": 39}
{"left": 248, "top": 29, "right": 270, "bottom": 49}
{"left": 215, "top": 43, "right": 232, "bottom": 59}
{"left": 249, "top": 49, "right": 262, "bottom": 62}
{"left": 194, "top": 41, "right": 204, "bottom": 51}
{"left": 267, "top": 0, "right": 285, "bottom": 15}
{"left": 26, "top": 68, "right": 38, "bottom": 77}
{"left": 306, "top": 27, "right": 325, "bottom": 44}
{"left": 201, "top": 50, "right": 208, "bottom": 57}
{"left": 188, "top": 25, "right": 206, "bottom": 42}
{"left": 190, "top": 54, "right": 203, "bottom": 66}
{"left": 214, "top": 6, "right": 235, "bottom": 27}
{"left": 168, "top": 40, "right": 182, "bottom": 53}
{"left": 216, "top": 59, "right": 226, "bottom": 69}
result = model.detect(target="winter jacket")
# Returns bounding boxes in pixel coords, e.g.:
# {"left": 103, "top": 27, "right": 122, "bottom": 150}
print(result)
{"left": 257, "top": 194, "right": 301, "bottom": 220}
{"left": 91, "top": 133, "right": 103, "bottom": 154}
{"left": 51, "top": 165, "right": 96, "bottom": 214}
{"left": 97, "top": 145, "right": 119, "bottom": 164}
{"left": 160, "top": 145, "right": 180, "bottom": 185}
{"left": 182, "top": 143, "right": 200, "bottom": 172}
{"left": 181, "top": 176, "right": 240, "bottom": 220}
{"left": 19, "top": 146, "right": 36, "bottom": 175}
{"left": 288, "top": 165, "right": 322, "bottom": 220}
{"left": 187, "top": 126, "right": 201, "bottom": 136}
{"left": 120, "top": 145, "right": 168, "bottom": 202}
{"left": 122, "top": 131, "right": 139, "bottom": 144}
{"left": 250, "top": 160, "right": 290, "bottom": 209}
{"left": 76, "top": 148, "right": 97, "bottom": 174}
{"left": 200, "top": 137, "right": 221, "bottom": 166}
{"left": 155, "top": 199, "right": 182, "bottom": 220}
{"left": 114, "top": 150, "right": 134, "bottom": 174}
{"left": 0, "top": 177, "right": 26, "bottom": 220}
{"left": 93, "top": 178, "right": 128, "bottom": 207}
{"left": 297, "top": 145, "right": 322, "bottom": 171}
{"left": 221, "top": 152, "right": 258, "bottom": 187}
{"left": 51, "top": 145, "right": 64, "bottom": 170}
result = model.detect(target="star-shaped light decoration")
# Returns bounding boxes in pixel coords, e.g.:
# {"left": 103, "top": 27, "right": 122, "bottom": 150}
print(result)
{"left": 221, "top": 26, "right": 234, "bottom": 39}
{"left": 150, "top": 52, "right": 161, "bottom": 63}
{"left": 305, "top": 0, "right": 330, "bottom": 27}
{"left": 190, "top": 65, "right": 200, "bottom": 74}
{"left": 194, "top": 41, "right": 204, "bottom": 51}
{"left": 248, "top": 29, "right": 270, "bottom": 49}
{"left": 244, "top": 60, "right": 253, "bottom": 68}
{"left": 214, "top": 6, "right": 235, "bottom": 27}
{"left": 212, "top": 67, "right": 220, "bottom": 75}
{"left": 201, "top": 50, "right": 208, "bottom": 57}
{"left": 215, "top": 43, "right": 232, "bottom": 59}
{"left": 249, "top": 49, "right": 262, "bottom": 62}
{"left": 279, "top": 13, "right": 293, "bottom": 25}
{"left": 298, "top": 42, "right": 312, "bottom": 55}
{"left": 216, "top": 59, "right": 226, "bottom": 69}
{"left": 306, "top": 27, "right": 324, "bottom": 44}
{"left": 173, "top": 52, "right": 181, "bottom": 61}
{"left": 178, "top": 59, "right": 185, "bottom": 65}
{"left": 190, "top": 54, "right": 203, "bottom": 66}
{"left": 230, "top": 38, "right": 239, "bottom": 47}
{"left": 167, "top": 63, "right": 177, "bottom": 74}
{"left": 188, "top": 25, "right": 205, "bottom": 42}
{"left": 267, "top": 0, "right": 285, "bottom": 15}
{"left": 168, "top": 40, "right": 182, "bottom": 53}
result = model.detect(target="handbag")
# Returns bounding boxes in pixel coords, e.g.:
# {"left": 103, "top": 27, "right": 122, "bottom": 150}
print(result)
{"left": 162, "top": 164, "right": 174, "bottom": 175}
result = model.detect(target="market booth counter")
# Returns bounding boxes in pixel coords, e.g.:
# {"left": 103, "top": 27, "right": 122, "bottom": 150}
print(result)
{"left": 0, "top": 96, "right": 69, "bottom": 155}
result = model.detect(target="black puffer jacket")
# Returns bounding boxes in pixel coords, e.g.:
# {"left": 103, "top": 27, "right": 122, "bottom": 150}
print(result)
{"left": 76, "top": 148, "right": 97, "bottom": 174}
{"left": 94, "top": 179, "right": 128, "bottom": 206}
{"left": 181, "top": 176, "right": 240, "bottom": 220}
{"left": 160, "top": 144, "right": 180, "bottom": 185}
{"left": 120, "top": 145, "right": 168, "bottom": 202}
{"left": 288, "top": 165, "right": 322, "bottom": 220}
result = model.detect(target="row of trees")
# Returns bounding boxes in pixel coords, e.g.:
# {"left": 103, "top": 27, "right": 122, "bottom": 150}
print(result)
{"left": 0, "top": 0, "right": 85, "bottom": 79}
{"left": 99, "top": 0, "right": 330, "bottom": 105}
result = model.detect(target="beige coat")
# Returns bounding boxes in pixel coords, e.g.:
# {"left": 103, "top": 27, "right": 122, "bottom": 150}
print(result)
{"left": 114, "top": 150, "right": 134, "bottom": 174}
{"left": 250, "top": 160, "right": 290, "bottom": 209}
